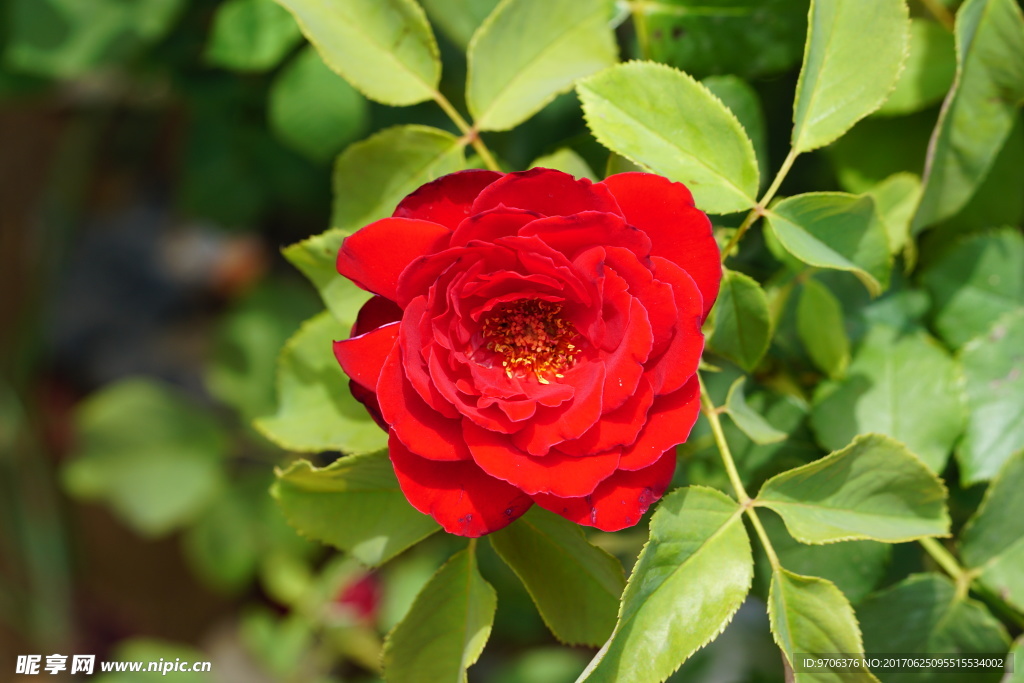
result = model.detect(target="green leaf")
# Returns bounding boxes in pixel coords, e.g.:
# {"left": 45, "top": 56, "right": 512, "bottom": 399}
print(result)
{"left": 282, "top": 228, "right": 373, "bottom": 326}
{"left": 810, "top": 325, "right": 966, "bottom": 472}
{"left": 274, "top": 0, "right": 441, "bottom": 106}
{"left": 272, "top": 451, "right": 439, "bottom": 566}
{"left": 874, "top": 18, "right": 957, "bottom": 117}
{"left": 4, "top": 0, "right": 185, "bottom": 78}
{"left": 204, "top": 0, "right": 302, "bottom": 72}
{"left": 863, "top": 173, "right": 921, "bottom": 260}
{"left": 269, "top": 46, "right": 369, "bottom": 163}
{"left": 960, "top": 450, "right": 1024, "bottom": 612}
{"left": 791, "top": 0, "right": 909, "bottom": 152}
{"left": 765, "top": 193, "right": 891, "bottom": 297}
{"left": 332, "top": 125, "right": 466, "bottom": 234}
{"left": 957, "top": 310, "right": 1024, "bottom": 484}
{"left": 205, "top": 282, "right": 319, "bottom": 424}
{"left": 383, "top": 548, "right": 496, "bottom": 683}
{"left": 709, "top": 269, "right": 771, "bottom": 372}
{"left": 578, "top": 487, "right": 753, "bottom": 683}
{"left": 529, "top": 148, "right": 597, "bottom": 181}
{"left": 754, "top": 511, "right": 891, "bottom": 605}
{"left": 756, "top": 433, "right": 950, "bottom": 544}
{"left": 578, "top": 62, "right": 760, "bottom": 214}
{"left": 921, "top": 229, "right": 1024, "bottom": 350}
{"left": 421, "top": 0, "right": 501, "bottom": 49}
{"left": 467, "top": 0, "right": 617, "bottom": 131}
{"left": 62, "top": 379, "right": 227, "bottom": 537}
{"left": 827, "top": 111, "right": 936, "bottom": 194}
{"left": 857, "top": 574, "right": 1010, "bottom": 683}
{"left": 702, "top": 75, "right": 770, "bottom": 186}
{"left": 912, "top": 0, "right": 1024, "bottom": 232}
{"left": 489, "top": 507, "right": 624, "bottom": 646}
{"left": 724, "top": 377, "right": 786, "bottom": 445}
{"left": 255, "top": 311, "right": 388, "bottom": 453}
{"left": 769, "top": 569, "right": 880, "bottom": 682}
{"left": 642, "top": 0, "right": 808, "bottom": 80}
{"left": 796, "top": 277, "right": 850, "bottom": 380}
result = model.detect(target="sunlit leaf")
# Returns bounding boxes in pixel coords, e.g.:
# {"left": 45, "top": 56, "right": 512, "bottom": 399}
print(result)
{"left": 579, "top": 62, "right": 759, "bottom": 214}
{"left": 529, "top": 148, "right": 597, "bottom": 181}
{"left": 421, "top": 0, "right": 500, "bottom": 49}
{"left": 332, "top": 125, "right": 466, "bottom": 234}
{"left": 791, "top": 0, "right": 909, "bottom": 152}
{"left": 756, "top": 433, "right": 950, "bottom": 544}
{"left": 467, "top": 0, "right": 617, "bottom": 131}
{"left": 863, "top": 173, "right": 921, "bottom": 257}
{"left": 275, "top": 0, "right": 441, "bottom": 106}
{"left": 579, "top": 487, "right": 753, "bottom": 683}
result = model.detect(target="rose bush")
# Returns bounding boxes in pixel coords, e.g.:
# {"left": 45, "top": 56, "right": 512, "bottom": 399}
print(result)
{"left": 333, "top": 168, "right": 720, "bottom": 536}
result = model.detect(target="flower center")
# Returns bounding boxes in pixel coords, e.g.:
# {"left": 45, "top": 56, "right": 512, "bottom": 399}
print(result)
{"left": 481, "top": 299, "right": 580, "bottom": 383}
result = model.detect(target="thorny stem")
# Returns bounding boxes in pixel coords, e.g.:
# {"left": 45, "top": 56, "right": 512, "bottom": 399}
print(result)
{"left": 720, "top": 147, "right": 800, "bottom": 263}
{"left": 432, "top": 90, "right": 501, "bottom": 172}
{"left": 698, "top": 373, "right": 782, "bottom": 570}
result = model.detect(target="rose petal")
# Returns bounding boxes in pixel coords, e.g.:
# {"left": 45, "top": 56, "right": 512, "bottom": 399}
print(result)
{"left": 349, "top": 381, "right": 387, "bottom": 430}
{"left": 393, "top": 169, "right": 502, "bottom": 229}
{"left": 645, "top": 257, "right": 705, "bottom": 395}
{"left": 520, "top": 211, "right": 651, "bottom": 261}
{"left": 471, "top": 168, "right": 622, "bottom": 218}
{"left": 333, "top": 322, "right": 399, "bottom": 391}
{"left": 555, "top": 377, "right": 655, "bottom": 456}
{"left": 377, "top": 346, "right": 469, "bottom": 461}
{"left": 337, "top": 218, "right": 452, "bottom": 302}
{"left": 532, "top": 447, "right": 678, "bottom": 532}
{"left": 352, "top": 296, "right": 403, "bottom": 337}
{"left": 601, "top": 172, "right": 721, "bottom": 319}
{"left": 618, "top": 376, "right": 700, "bottom": 471}
{"left": 389, "top": 434, "right": 532, "bottom": 537}
{"left": 511, "top": 361, "right": 606, "bottom": 456}
{"left": 449, "top": 207, "right": 541, "bottom": 248}
{"left": 464, "top": 420, "right": 621, "bottom": 497}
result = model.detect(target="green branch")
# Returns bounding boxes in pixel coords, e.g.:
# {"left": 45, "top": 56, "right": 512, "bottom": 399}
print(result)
{"left": 432, "top": 90, "right": 501, "bottom": 172}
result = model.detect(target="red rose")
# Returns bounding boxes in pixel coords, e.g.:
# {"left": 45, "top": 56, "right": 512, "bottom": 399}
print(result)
{"left": 334, "top": 168, "right": 720, "bottom": 537}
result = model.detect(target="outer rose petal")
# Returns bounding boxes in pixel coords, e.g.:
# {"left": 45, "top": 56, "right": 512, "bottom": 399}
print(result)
{"left": 392, "top": 169, "right": 502, "bottom": 229}
{"left": 644, "top": 257, "right": 705, "bottom": 395}
{"left": 471, "top": 168, "right": 623, "bottom": 218}
{"left": 617, "top": 376, "right": 700, "bottom": 471}
{"left": 377, "top": 347, "right": 470, "bottom": 461}
{"left": 352, "top": 296, "right": 402, "bottom": 337}
{"left": 337, "top": 218, "right": 452, "bottom": 302}
{"left": 389, "top": 434, "right": 532, "bottom": 537}
{"left": 601, "top": 172, "right": 721, "bottom": 320}
{"left": 532, "top": 447, "right": 678, "bottom": 532}
{"left": 464, "top": 420, "right": 622, "bottom": 497}
{"left": 333, "top": 322, "right": 399, "bottom": 392}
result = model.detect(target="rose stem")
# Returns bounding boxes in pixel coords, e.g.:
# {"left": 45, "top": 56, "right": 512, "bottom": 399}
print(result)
{"left": 720, "top": 147, "right": 799, "bottom": 263}
{"left": 432, "top": 91, "right": 502, "bottom": 172}
{"left": 698, "top": 373, "right": 782, "bottom": 570}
